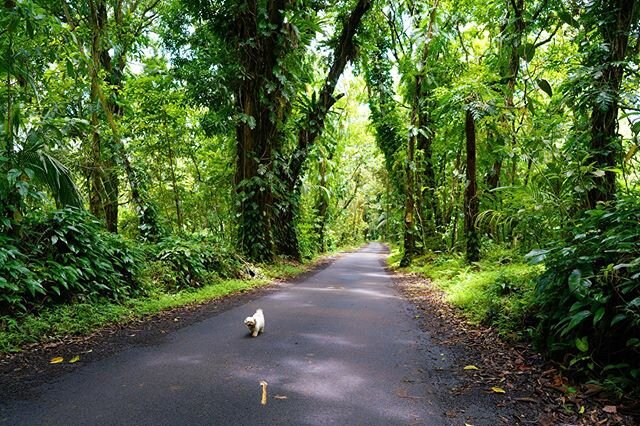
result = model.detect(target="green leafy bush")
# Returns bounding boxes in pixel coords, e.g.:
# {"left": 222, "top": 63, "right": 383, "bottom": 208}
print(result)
{"left": 0, "top": 208, "right": 141, "bottom": 314}
{"left": 149, "top": 235, "right": 249, "bottom": 290}
{"left": 531, "top": 196, "right": 640, "bottom": 391}
{"left": 403, "top": 249, "right": 541, "bottom": 338}
{"left": 0, "top": 236, "right": 43, "bottom": 311}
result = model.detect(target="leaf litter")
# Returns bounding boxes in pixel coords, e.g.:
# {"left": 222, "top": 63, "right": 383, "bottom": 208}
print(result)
{"left": 392, "top": 270, "right": 639, "bottom": 425}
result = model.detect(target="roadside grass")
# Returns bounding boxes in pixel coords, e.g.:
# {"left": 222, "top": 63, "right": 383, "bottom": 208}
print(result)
{"left": 0, "top": 258, "right": 315, "bottom": 354}
{"left": 390, "top": 246, "right": 543, "bottom": 340}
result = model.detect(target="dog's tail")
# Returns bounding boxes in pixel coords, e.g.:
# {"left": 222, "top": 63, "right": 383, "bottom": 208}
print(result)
{"left": 256, "top": 308, "right": 263, "bottom": 314}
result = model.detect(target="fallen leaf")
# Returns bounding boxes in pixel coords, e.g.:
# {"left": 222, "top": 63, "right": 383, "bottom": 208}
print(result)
{"left": 69, "top": 355, "right": 80, "bottom": 363}
{"left": 274, "top": 395, "right": 288, "bottom": 400}
{"left": 49, "top": 357, "right": 64, "bottom": 364}
{"left": 463, "top": 365, "right": 480, "bottom": 370}
{"left": 602, "top": 405, "right": 617, "bottom": 414}
{"left": 260, "top": 380, "right": 268, "bottom": 405}
{"left": 579, "top": 406, "right": 585, "bottom": 414}
{"left": 490, "top": 387, "right": 506, "bottom": 394}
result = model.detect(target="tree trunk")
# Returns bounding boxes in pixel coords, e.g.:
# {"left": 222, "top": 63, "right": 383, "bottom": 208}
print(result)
{"left": 88, "top": 0, "right": 106, "bottom": 223}
{"left": 417, "top": 108, "right": 436, "bottom": 235}
{"left": 65, "top": 0, "right": 159, "bottom": 238}
{"left": 3, "top": 32, "right": 21, "bottom": 226}
{"left": 400, "top": 131, "right": 416, "bottom": 267}
{"left": 89, "top": 109, "right": 105, "bottom": 221}
{"left": 233, "top": 0, "right": 287, "bottom": 261}
{"left": 235, "top": 90, "right": 276, "bottom": 261}
{"left": 102, "top": 160, "right": 119, "bottom": 233}
{"left": 166, "top": 130, "right": 183, "bottom": 232}
{"left": 487, "top": 0, "right": 524, "bottom": 190}
{"left": 414, "top": 0, "right": 439, "bottom": 241}
{"left": 465, "top": 108, "right": 480, "bottom": 262}
{"left": 316, "top": 157, "right": 329, "bottom": 252}
{"left": 586, "top": 0, "right": 637, "bottom": 207}
{"left": 88, "top": 0, "right": 120, "bottom": 233}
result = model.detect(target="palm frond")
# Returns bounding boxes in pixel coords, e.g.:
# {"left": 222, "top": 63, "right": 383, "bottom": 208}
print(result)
{"left": 21, "top": 150, "right": 83, "bottom": 208}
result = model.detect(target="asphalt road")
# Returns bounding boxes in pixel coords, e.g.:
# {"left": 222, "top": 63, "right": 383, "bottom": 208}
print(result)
{"left": 2, "top": 243, "right": 477, "bottom": 425}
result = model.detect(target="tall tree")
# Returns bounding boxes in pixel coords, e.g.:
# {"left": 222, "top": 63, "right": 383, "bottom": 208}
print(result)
{"left": 59, "top": 0, "right": 161, "bottom": 238}
{"left": 584, "top": 0, "right": 638, "bottom": 207}
{"left": 464, "top": 102, "right": 480, "bottom": 262}
{"left": 1, "top": 0, "right": 83, "bottom": 226}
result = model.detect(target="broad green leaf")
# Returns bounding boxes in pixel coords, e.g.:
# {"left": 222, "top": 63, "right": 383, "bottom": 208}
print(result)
{"left": 561, "top": 310, "right": 592, "bottom": 336}
{"left": 557, "top": 10, "right": 579, "bottom": 27}
{"left": 537, "top": 79, "right": 553, "bottom": 97}
{"left": 65, "top": 59, "right": 75, "bottom": 78}
{"left": 518, "top": 43, "right": 536, "bottom": 61}
{"left": 525, "top": 249, "right": 548, "bottom": 264}
{"left": 593, "top": 307, "right": 605, "bottom": 325}
{"left": 627, "top": 338, "right": 640, "bottom": 348}
{"left": 575, "top": 336, "right": 589, "bottom": 352}
{"left": 568, "top": 269, "right": 581, "bottom": 292}
{"left": 628, "top": 297, "right": 640, "bottom": 308}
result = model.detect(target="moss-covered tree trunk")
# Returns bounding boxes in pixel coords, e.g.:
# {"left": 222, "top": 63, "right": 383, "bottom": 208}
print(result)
{"left": 234, "top": 0, "right": 286, "bottom": 261}
{"left": 465, "top": 108, "right": 480, "bottom": 262}
{"left": 586, "top": 0, "right": 637, "bottom": 208}
{"left": 400, "top": 131, "right": 416, "bottom": 267}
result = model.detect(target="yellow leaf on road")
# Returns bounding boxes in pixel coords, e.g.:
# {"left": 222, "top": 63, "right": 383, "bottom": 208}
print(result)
{"left": 491, "top": 387, "right": 506, "bottom": 394}
{"left": 260, "top": 380, "right": 268, "bottom": 405}
{"left": 463, "top": 365, "right": 479, "bottom": 370}
{"left": 49, "top": 357, "right": 64, "bottom": 364}
{"left": 69, "top": 356, "right": 80, "bottom": 363}
{"left": 274, "top": 395, "right": 288, "bottom": 400}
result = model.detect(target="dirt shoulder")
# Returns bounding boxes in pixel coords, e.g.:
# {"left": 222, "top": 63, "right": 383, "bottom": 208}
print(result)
{"left": 0, "top": 254, "right": 339, "bottom": 402}
{"left": 392, "top": 270, "right": 639, "bottom": 425}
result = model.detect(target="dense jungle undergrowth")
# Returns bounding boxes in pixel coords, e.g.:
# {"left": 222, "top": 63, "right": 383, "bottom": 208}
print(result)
{"left": 391, "top": 197, "right": 640, "bottom": 397}
{"left": 2, "top": 0, "right": 640, "bottom": 406}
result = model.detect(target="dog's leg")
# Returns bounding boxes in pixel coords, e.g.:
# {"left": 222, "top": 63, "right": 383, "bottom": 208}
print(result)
{"left": 252, "top": 330, "right": 258, "bottom": 337}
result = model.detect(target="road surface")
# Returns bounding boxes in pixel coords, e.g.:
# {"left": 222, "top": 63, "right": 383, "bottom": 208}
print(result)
{"left": 1, "top": 243, "right": 493, "bottom": 425}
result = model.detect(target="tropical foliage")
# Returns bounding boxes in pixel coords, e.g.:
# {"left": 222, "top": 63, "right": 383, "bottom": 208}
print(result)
{"left": 2, "top": 0, "right": 640, "bottom": 392}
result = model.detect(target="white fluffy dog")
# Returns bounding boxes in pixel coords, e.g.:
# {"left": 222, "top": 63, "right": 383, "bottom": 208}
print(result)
{"left": 244, "top": 309, "right": 265, "bottom": 337}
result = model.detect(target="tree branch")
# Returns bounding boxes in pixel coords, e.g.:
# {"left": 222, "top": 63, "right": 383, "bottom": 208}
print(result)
{"left": 533, "top": 22, "right": 561, "bottom": 48}
{"left": 287, "top": 0, "right": 373, "bottom": 187}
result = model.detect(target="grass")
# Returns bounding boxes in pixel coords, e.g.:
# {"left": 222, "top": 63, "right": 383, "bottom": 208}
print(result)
{"left": 391, "top": 245, "right": 544, "bottom": 340}
{"left": 0, "top": 261, "right": 310, "bottom": 354}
